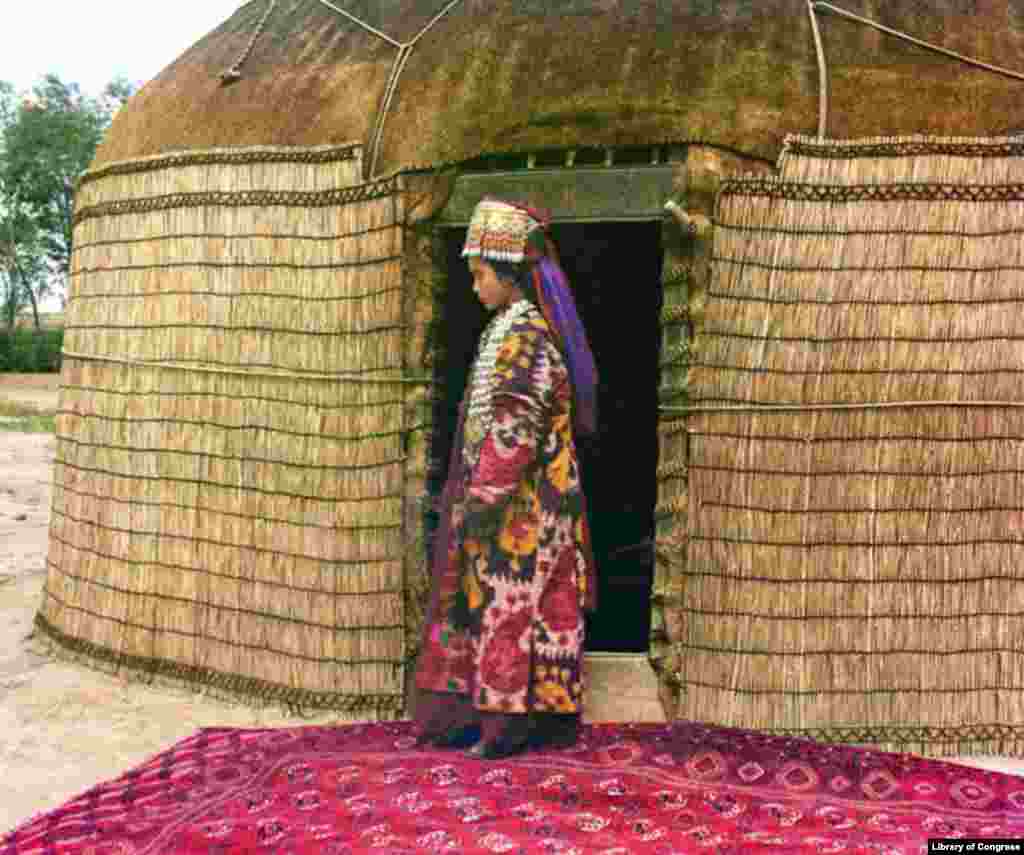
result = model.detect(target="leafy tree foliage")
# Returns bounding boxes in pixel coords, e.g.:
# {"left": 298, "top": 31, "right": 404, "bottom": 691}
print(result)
{"left": 0, "top": 74, "right": 134, "bottom": 329}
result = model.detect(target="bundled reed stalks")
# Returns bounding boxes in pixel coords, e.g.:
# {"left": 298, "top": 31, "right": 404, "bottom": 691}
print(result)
{"left": 36, "top": 144, "right": 419, "bottom": 717}
{"left": 684, "top": 150, "right": 1024, "bottom": 757}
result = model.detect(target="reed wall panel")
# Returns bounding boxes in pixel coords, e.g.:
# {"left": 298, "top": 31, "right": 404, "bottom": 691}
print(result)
{"left": 682, "top": 166, "right": 1024, "bottom": 756}
{"left": 779, "top": 136, "right": 1024, "bottom": 185}
{"left": 38, "top": 145, "right": 411, "bottom": 716}
{"left": 75, "top": 145, "right": 364, "bottom": 208}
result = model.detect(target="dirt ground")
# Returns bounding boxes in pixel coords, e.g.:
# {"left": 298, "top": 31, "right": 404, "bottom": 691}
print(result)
{"left": 0, "top": 373, "right": 1019, "bottom": 836}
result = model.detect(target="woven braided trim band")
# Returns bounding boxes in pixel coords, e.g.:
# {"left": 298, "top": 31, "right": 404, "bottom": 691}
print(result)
{"left": 719, "top": 178, "right": 1024, "bottom": 203}
{"left": 783, "top": 135, "right": 1024, "bottom": 161}
{"left": 78, "top": 144, "right": 364, "bottom": 188}
{"left": 73, "top": 179, "right": 401, "bottom": 227}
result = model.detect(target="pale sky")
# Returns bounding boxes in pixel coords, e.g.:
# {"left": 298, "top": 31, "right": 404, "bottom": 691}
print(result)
{"left": 2, "top": 0, "right": 247, "bottom": 97}
{"left": 3, "top": 1, "right": 248, "bottom": 309}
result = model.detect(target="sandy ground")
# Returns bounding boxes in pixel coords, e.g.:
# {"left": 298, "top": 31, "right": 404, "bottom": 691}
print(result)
{"left": 0, "top": 372, "right": 63, "bottom": 412}
{"left": 0, "top": 373, "right": 1021, "bottom": 836}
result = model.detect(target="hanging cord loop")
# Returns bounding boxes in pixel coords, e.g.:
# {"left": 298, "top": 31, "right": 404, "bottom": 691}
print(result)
{"left": 221, "top": 0, "right": 279, "bottom": 85}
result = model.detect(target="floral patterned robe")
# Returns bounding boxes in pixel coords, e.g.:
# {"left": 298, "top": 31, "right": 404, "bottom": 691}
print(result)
{"left": 416, "top": 309, "right": 596, "bottom": 715}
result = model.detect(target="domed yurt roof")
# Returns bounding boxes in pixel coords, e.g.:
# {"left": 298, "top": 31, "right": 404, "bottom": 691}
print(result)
{"left": 96, "top": 0, "right": 1024, "bottom": 173}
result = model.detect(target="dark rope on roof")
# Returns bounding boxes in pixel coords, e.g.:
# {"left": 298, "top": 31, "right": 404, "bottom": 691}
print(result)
{"left": 221, "top": 0, "right": 278, "bottom": 85}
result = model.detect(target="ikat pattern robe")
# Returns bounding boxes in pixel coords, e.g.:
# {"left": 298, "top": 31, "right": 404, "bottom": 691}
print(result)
{"left": 416, "top": 311, "right": 595, "bottom": 715}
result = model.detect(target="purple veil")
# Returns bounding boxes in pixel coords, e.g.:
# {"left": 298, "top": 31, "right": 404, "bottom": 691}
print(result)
{"left": 531, "top": 251, "right": 599, "bottom": 438}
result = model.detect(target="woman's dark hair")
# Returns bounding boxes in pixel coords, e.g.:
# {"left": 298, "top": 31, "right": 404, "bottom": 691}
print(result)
{"left": 489, "top": 259, "right": 538, "bottom": 304}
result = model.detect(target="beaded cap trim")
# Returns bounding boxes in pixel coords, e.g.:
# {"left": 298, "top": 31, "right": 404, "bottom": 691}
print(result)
{"left": 463, "top": 299, "right": 537, "bottom": 465}
{"left": 461, "top": 197, "right": 544, "bottom": 264}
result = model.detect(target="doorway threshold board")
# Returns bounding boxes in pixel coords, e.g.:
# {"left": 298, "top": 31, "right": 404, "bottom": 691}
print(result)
{"left": 583, "top": 653, "right": 666, "bottom": 723}
{"left": 585, "top": 652, "right": 651, "bottom": 660}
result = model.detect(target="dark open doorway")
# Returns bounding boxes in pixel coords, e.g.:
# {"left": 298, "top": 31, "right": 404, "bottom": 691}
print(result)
{"left": 430, "top": 222, "right": 663, "bottom": 652}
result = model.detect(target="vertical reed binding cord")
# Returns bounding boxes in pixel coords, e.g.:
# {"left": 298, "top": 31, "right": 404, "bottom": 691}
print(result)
{"left": 813, "top": 1, "right": 1024, "bottom": 83}
{"left": 806, "top": 0, "right": 828, "bottom": 140}
{"left": 221, "top": 0, "right": 279, "bottom": 84}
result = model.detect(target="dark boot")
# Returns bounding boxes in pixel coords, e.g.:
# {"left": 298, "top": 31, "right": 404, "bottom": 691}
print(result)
{"left": 464, "top": 712, "right": 531, "bottom": 760}
{"left": 528, "top": 712, "right": 580, "bottom": 750}
{"left": 413, "top": 690, "right": 479, "bottom": 748}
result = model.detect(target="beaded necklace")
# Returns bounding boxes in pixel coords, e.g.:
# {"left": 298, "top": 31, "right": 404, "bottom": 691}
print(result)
{"left": 463, "top": 298, "right": 537, "bottom": 462}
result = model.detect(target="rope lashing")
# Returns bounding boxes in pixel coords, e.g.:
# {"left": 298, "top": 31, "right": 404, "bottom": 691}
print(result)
{"left": 660, "top": 400, "right": 1024, "bottom": 415}
{"left": 806, "top": 0, "right": 828, "bottom": 140}
{"left": 221, "top": 0, "right": 278, "bottom": 84}
{"left": 314, "top": 0, "right": 465, "bottom": 179}
{"left": 62, "top": 350, "right": 433, "bottom": 385}
{"left": 806, "top": 1, "right": 1024, "bottom": 138}
{"left": 314, "top": 0, "right": 402, "bottom": 47}
{"left": 812, "top": 2, "right": 1024, "bottom": 83}
{"left": 220, "top": 0, "right": 466, "bottom": 176}
{"left": 370, "top": 44, "right": 414, "bottom": 180}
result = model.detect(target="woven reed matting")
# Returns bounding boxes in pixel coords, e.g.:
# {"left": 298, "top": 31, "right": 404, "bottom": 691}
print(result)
{"left": 778, "top": 134, "right": 1024, "bottom": 186}
{"left": 37, "top": 145, "right": 413, "bottom": 716}
{"left": 683, "top": 171, "right": 1024, "bottom": 757}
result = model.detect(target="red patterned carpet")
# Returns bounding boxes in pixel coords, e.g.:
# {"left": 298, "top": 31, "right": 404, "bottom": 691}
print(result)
{"left": 4, "top": 722, "right": 1024, "bottom": 854}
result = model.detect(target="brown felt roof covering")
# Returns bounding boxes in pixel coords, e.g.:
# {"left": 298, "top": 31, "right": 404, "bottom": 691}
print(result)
{"left": 94, "top": 0, "right": 1024, "bottom": 172}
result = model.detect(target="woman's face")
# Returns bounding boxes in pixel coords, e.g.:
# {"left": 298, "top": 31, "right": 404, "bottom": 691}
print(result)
{"left": 468, "top": 258, "right": 515, "bottom": 311}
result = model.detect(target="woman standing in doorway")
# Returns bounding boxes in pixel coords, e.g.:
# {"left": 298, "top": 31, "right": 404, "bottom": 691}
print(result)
{"left": 414, "top": 197, "right": 599, "bottom": 759}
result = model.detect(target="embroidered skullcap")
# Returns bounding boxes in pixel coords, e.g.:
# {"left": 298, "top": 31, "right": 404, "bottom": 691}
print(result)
{"left": 461, "top": 196, "right": 549, "bottom": 263}
{"left": 461, "top": 196, "right": 599, "bottom": 440}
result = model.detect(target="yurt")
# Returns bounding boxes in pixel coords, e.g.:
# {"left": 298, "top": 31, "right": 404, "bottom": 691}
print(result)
{"left": 35, "top": 0, "right": 1024, "bottom": 756}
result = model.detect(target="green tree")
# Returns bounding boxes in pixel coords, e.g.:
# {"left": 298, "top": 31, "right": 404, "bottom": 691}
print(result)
{"left": 0, "top": 81, "right": 25, "bottom": 329}
{"left": 0, "top": 203, "right": 48, "bottom": 330}
{"left": 0, "top": 74, "right": 134, "bottom": 327}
